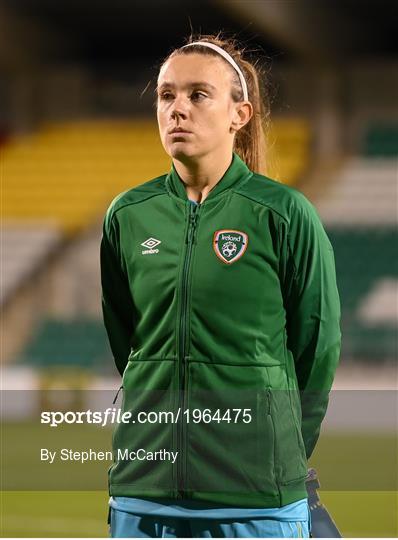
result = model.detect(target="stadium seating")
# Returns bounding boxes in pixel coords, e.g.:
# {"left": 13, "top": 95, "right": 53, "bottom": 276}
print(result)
{"left": 17, "top": 317, "right": 112, "bottom": 372}
{"left": 328, "top": 228, "right": 397, "bottom": 361}
{"left": 3, "top": 118, "right": 309, "bottom": 234}
{"left": 2, "top": 120, "right": 171, "bottom": 233}
{"left": 264, "top": 117, "right": 311, "bottom": 184}
{"left": 1, "top": 224, "right": 61, "bottom": 305}
{"left": 363, "top": 123, "right": 398, "bottom": 157}
{"left": 317, "top": 122, "right": 397, "bottom": 362}
{"left": 315, "top": 157, "right": 396, "bottom": 225}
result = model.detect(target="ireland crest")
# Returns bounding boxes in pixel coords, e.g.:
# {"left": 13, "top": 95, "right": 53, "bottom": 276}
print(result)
{"left": 213, "top": 230, "right": 248, "bottom": 265}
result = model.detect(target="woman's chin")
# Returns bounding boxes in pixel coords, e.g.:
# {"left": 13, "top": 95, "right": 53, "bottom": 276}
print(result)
{"left": 169, "top": 145, "right": 197, "bottom": 161}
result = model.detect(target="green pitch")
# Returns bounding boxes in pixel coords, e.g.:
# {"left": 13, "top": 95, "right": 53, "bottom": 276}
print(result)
{"left": 1, "top": 491, "right": 108, "bottom": 537}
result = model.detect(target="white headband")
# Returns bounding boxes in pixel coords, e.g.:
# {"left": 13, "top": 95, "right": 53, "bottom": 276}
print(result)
{"left": 181, "top": 41, "right": 249, "bottom": 102}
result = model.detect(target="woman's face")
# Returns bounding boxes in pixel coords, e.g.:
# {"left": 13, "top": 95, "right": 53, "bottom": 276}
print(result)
{"left": 156, "top": 53, "right": 241, "bottom": 163}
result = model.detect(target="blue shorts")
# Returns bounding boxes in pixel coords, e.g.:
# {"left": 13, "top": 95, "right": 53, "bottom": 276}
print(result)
{"left": 108, "top": 499, "right": 310, "bottom": 538}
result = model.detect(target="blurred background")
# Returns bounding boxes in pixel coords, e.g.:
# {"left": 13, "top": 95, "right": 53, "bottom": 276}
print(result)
{"left": 1, "top": 0, "right": 397, "bottom": 537}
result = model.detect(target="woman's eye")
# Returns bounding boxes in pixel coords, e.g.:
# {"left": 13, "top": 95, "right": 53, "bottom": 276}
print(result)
{"left": 190, "top": 91, "right": 206, "bottom": 101}
{"left": 159, "top": 92, "right": 174, "bottom": 101}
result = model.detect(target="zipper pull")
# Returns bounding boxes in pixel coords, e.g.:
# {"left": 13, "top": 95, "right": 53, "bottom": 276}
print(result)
{"left": 112, "top": 385, "right": 123, "bottom": 405}
{"left": 266, "top": 388, "right": 272, "bottom": 415}
{"left": 185, "top": 203, "right": 199, "bottom": 244}
{"left": 189, "top": 219, "right": 198, "bottom": 244}
{"left": 190, "top": 205, "right": 200, "bottom": 244}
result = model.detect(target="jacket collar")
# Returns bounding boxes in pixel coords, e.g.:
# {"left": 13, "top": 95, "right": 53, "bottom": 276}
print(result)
{"left": 165, "top": 152, "right": 252, "bottom": 204}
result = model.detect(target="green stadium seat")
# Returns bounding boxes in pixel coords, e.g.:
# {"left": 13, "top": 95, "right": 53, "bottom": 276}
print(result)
{"left": 328, "top": 227, "right": 397, "bottom": 362}
{"left": 17, "top": 317, "right": 112, "bottom": 371}
{"left": 363, "top": 123, "right": 398, "bottom": 157}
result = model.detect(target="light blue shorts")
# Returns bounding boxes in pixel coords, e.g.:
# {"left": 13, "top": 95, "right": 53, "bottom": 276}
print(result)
{"left": 109, "top": 505, "right": 310, "bottom": 538}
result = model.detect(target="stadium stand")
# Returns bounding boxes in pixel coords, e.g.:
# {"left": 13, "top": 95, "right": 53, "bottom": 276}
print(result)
{"left": 16, "top": 317, "right": 111, "bottom": 371}
{"left": 264, "top": 117, "right": 311, "bottom": 184}
{"left": 315, "top": 158, "right": 396, "bottom": 225}
{"left": 1, "top": 224, "right": 61, "bottom": 306}
{"left": 2, "top": 120, "right": 170, "bottom": 233}
{"left": 315, "top": 122, "right": 397, "bottom": 362}
{"left": 329, "top": 228, "right": 397, "bottom": 361}
{"left": 363, "top": 122, "right": 398, "bottom": 157}
{"left": 2, "top": 117, "right": 309, "bottom": 236}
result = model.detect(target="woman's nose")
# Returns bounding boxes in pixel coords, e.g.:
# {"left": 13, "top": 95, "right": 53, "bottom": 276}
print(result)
{"left": 170, "top": 96, "right": 188, "bottom": 120}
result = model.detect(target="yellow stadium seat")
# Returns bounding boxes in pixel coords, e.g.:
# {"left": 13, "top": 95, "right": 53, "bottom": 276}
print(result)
{"left": 2, "top": 118, "right": 311, "bottom": 233}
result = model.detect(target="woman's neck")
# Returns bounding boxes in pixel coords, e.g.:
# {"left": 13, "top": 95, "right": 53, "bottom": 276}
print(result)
{"left": 173, "top": 152, "right": 233, "bottom": 204}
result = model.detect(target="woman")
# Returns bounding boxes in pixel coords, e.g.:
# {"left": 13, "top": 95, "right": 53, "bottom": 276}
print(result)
{"left": 100, "top": 34, "right": 341, "bottom": 538}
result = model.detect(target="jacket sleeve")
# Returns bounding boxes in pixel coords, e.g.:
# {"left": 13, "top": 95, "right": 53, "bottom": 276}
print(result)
{"left": 100, "top": 207, "right": 135, "bottom": 377}
{"left": 280, "top": 191, "right": 342, "bottom": 460}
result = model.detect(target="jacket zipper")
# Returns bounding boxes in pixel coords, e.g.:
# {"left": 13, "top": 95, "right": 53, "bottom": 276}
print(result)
{"left": 266, "top": 387, "right": 278, "bottom": 488}
{"left": 266, "top": 388, "right": 272, "bottom": 415}
{"left": 177, "top": 201, "right": 200, "bottom": 498}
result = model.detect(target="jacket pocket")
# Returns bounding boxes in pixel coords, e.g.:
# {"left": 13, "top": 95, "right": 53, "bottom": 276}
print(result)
{"left": 186, "top": 362, "right": 279, "bottom": 499}
{"left": 110, "top": 359, "right": 176, "bottom": 492}
{"left": 271, "top": 386, "right": 308, "bottom": 486}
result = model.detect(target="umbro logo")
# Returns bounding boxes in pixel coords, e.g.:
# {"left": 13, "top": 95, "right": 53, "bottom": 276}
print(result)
{"left": 141, "top": 238, "right": 161, "bottom": 249}
{"left": 141, "top": 237, "right": 161, "bottom": 255}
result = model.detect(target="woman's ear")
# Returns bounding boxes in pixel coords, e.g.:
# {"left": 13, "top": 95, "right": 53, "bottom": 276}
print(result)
{"left": 230, "top": 102, "right": 253, "bottom": 133}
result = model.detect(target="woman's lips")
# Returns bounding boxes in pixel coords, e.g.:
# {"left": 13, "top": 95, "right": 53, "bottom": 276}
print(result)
{"left": 168, "top": 126, "right": 192, "bottom": 134}
{"left": 169, "top": 131, "right": 192, "bottom": 138}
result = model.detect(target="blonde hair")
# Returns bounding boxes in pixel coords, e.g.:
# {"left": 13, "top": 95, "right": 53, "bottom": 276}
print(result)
{"left": 161, "top": 33, "right": 271, "bottom": 174}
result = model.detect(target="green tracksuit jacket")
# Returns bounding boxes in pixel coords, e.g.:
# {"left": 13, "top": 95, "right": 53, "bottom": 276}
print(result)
{"left": 100, "top": 152, "right": 341, "bottom": 508}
